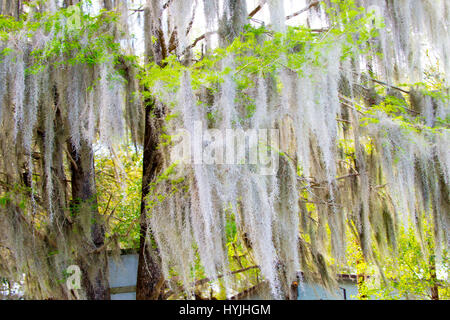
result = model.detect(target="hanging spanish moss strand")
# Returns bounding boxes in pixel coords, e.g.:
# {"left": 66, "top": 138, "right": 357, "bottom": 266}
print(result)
{"left": 143, "top": 0, "right": 449, "bottom": 299}
{"left": 0, "top": 1, "right": 143, "bottom": 299}
{"left": 1, "top": 0, "right": 449, "bottom": 300}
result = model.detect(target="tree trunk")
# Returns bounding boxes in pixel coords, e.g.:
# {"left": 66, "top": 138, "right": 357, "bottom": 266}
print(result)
{"left": 68, "top": 139, "right": 110, "bottom": 300}
{"left": 429, "top": 254, "right": 439, "bottom": 300}
{"left": 136, "top": 96, "right": 165, "bottom": 300}
{"left": 64, "top": 0, "right": 79, "bottom": 7}
{"left": 103, "top": 0, "right": 113, "bottom": 11}
{"left": 0, "top": 0, "right": 20, "bottom": 19}
{"left": 135, "top": 0, "right": 250, "bottom": 299}
{"left": 219, "top": 0, "right": 248, "bottom": 46}
{"left": 136, "top": 0, "right": 166, "bottom": 300}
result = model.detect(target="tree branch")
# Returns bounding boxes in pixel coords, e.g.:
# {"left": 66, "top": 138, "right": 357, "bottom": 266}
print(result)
{"left": 286, "top": 1, "right": 321, "bottom": 21}
{"left": 163, "top": 265, "right": 260, "bottom": 298}
{"left": 249, "top": 0, "right": 267, "bottom": 18}
{"left": 184, "top": 1, "right": 321, "bottom": 52}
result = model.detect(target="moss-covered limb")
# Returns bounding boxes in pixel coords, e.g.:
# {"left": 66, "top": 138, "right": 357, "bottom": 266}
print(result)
{"left": 0, "top": 1, "right": 141, "bottom": 299}
{"left": 67, "top": 136, "right": 110, "bottom": 300}
{"left": 136, "top": 95, "right": 166, "bottom": 300}
{"left": 0, "top": 0, "right": 21, "bottom": 20}
{"left": 135, "top": 0, "right": 170, "bottom": 300}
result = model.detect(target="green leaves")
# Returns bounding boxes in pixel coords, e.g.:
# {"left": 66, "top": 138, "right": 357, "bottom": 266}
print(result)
{"left": 141, "top": 0, "right": 383, "bottom": 113}
{"left": 366, "top": 223, "right": 449, "bottom": 300}
{"left": 1, "top": 2, "right": 123, "bottom": 71}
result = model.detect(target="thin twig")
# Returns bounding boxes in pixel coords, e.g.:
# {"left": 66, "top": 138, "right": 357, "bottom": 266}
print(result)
{"left": 185, "top": 0, "right": 198, "bottom": 36}
{"left": 64, "top": 146, "right": 78, "bottom": 171}
{"left": 164, "top": 265, "right": 260, "bottom": 298}
{"left": 185, "top": 1, "right": 321, "bottom": 52}
{"left": 163, "top": 0, "right": 174, "bottom": 10}
{"left": 370, "top": 77, "right": 411, "bottom": 95}
{"left": 286, "top": 1, "right": 321, "bottom": 21}
{"left": 336, "top": 117, "right": 351, "bottom": 124}
{"left": 249, "top": 0, "right": 267, "bottom": 18}
{"left": 102, "top": 193, "right": 113, "bottom": 216}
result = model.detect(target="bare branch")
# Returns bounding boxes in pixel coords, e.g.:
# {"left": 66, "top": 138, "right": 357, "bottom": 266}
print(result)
{"left": 185, "top": 0, "right": 198, "bottom": 36}
{"left": 286, "top": 1, "right": 321, "bottom": 21}
{"left": 248, "top": 0, "right": 267, "bottom": 18}
{"left": 163, "top": 0, "right": 174, "bottom": 10}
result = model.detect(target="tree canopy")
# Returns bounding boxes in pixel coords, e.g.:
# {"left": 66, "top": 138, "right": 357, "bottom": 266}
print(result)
{"left": 0, "top": 0, "right": 448, "bottom": 300}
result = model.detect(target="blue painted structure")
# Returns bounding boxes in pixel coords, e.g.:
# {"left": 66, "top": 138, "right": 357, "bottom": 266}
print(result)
{"left": 108, "top": 252, "right": 359, "bottom": 300}
{"left": 108, "top": 251, "right": 138, "bottom": 300}
{"left": 298, "top": 280, "right": 358, "bottom": 300}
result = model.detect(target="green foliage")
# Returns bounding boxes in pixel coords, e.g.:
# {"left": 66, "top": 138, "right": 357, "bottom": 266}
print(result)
{"left": 0, "top": 1, "right": 124, "bottom": 73}
{"left": 141, "top": 0, "right": 382, "bottom": 118}
{"left": 360, "top": 83, "right": 449, "bottom": 135}
{"left": 139, "top": 0, "right": 449, "bottom": 298}
{"left": 95, "top": 144, "right": 143, "bottom": 249}
{"left": 361, "top": 222, "right": 449, "bottom": 300}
